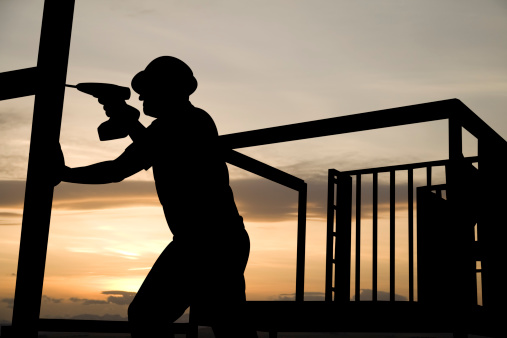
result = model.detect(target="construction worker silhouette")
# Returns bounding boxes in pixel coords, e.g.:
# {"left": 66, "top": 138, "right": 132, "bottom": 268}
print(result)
{"left": 60, "top": 56, "right": 257, "bottom": 337}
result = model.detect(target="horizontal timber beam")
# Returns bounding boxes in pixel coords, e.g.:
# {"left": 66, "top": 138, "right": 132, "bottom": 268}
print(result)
{"left": 0, "top": 67, "right": 38, "bottom": 101}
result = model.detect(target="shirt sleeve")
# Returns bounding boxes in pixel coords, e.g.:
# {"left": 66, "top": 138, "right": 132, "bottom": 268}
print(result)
{"left": 118, "top": 137, "right": 153, "bottom": 171}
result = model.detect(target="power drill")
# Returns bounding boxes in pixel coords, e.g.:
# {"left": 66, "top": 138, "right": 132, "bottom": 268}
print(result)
{"left": 66, "top": 83, "right": 138, "bottom": 141}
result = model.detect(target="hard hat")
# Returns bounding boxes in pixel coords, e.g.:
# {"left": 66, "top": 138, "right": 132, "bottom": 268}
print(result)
{"left": 131, "top": 56, "right": 198, "bottom": 96}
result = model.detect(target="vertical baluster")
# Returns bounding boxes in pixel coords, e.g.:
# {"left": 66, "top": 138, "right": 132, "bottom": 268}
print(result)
{"left": 355, "top": 175, "right": 361, "bottom": 301}
{"left": 390, "top": 170, "right": 395, "bottom": 302}
{"left": 372, "top": 172, "right": 378, "bottom": 302}
{"left": 296, "top": 183, "right": 307, "bottom": 302}
{"left": 408, "top": 168, "right": 414, "bottom": 302}
{"left": 334, "top": 172, "right": 352, "bottom": 303}
{"left": 325, "top": 170, "right": 335, "bottom": 302}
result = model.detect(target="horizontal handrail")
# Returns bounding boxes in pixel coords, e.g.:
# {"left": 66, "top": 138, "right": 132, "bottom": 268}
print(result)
{"left": 225, "top": 150, "right": 305, "bottom": 191}
{"left": 220, "top": 99, "right": 492, "bottom": 149}
{"left": 341, "top": 156, "right": 478, "bottom": 176}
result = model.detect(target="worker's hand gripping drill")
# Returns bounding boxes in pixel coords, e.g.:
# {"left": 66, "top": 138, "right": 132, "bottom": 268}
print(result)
{"left": 66, "top": 83, "right": 142, "bottom": 141}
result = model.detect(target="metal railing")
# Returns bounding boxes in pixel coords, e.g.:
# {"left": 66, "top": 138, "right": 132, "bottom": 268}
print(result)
{"left": 326, "top": 156, "right": 478, "bottom": 303}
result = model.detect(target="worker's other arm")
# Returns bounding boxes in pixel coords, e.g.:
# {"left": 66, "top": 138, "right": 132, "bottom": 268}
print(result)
{"left": 62, "top": 149, "right": 147, "bottom": 184}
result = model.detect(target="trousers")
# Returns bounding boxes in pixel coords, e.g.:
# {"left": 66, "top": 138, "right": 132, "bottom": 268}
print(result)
{"left": 128, "top": 227, "right": 257, "bottom": 337}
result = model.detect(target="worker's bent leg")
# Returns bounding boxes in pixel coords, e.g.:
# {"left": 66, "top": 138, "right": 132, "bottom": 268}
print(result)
{"left": 128, "top": 241, "right": 191, "bottom": 338}
{"left": 202, "top": 229, "right": 258, "bottom": 338}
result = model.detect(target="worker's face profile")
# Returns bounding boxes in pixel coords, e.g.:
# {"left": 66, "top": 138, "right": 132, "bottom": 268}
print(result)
{"left": 138, "top": 81, "right": 187, "bottom": 118}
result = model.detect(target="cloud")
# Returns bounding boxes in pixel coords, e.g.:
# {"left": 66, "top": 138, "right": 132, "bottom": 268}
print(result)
{"left": 0, "top": 165, "right": 434, "bottom": 223}
{"left": 0, "top": 180, "right": 159, "bottom": 210}
{"left": 102, "top": 290, "right": 136, "bottom": 305}
{"left": 42, "top": 295, "right": 63, "bottom": 304}
{"left": 233, "top": 171, "right": 430, "bottom": 223}
{"left": 0, "top": 212, "right": 22, "bottom": 217}
{"left": 277, "top": 292, "right": 325, "bottom": 301}
{"left": 70, "top": 297, "right": 109, "bottom": 306}
{"left": 1, "top": 298, "right": 13, "bottom": 309}
{"left": 231, "top": 178, "right": 301, "bottom": 222}
{"left": 0, "top": 181, "right": 25, "bottom": 209}
{"left": 0, "top": 211, "right": 22, "bottom": 226}
{"left": 69, "top": 313, "right": 127, "bottom": 321}
{"left": 351, "top": 289, "right": 408, "bottom": 302}
{"left": 0, "top": 295, "right": 62, "bottom": 314}
{"left": 70, "top": 290, "right": 136, "bottom": 306}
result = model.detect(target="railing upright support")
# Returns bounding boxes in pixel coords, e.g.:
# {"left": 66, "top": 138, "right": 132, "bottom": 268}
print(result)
{"left": 408, "top": 169, "right": 414, "bottom": 302}
{"left": 389, "top": 170, "right": 396, "bottom": 302}
{"left": 354, "top": 175, "right": 361, "bottom": 301}
{"left": 295, "top": 183, "right": 307, "bottom": 302}
{"left": 333, "top": 172, "right": 352, "bottom": 303}
{"left": 325, "top": 170, "right": 336, "bottom": 301}
{"left": 372, "top": 172, "right": 378, "bottom": 302}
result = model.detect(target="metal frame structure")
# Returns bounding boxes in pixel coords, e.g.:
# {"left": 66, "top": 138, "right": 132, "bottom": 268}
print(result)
{"left": 326, "top": 156, "right": 479, "bottom": 303}
{"left": 1, "top": 0, "right": 506, "bottom": 336}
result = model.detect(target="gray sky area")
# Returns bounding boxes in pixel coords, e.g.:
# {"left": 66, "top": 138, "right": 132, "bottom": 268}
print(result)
{"left": 0, "top": 0, "right": 505, "bottom": 331}
{"left": 1, "top": 0, "right": 506, "bottom": 180}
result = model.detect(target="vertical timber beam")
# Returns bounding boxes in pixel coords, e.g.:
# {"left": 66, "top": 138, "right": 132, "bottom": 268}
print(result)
{"left": 11, "top": 0, "right": 75, "bottom": 336}
{"left": 295, "top": 183, "right": 307, "bottom": 302}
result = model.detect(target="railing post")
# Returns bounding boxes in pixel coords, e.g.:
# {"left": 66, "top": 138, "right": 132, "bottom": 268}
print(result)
{"left": 354, "top": 175, "right": 361, "bottom": 301}
{"left": 408, "top": 169, "right": 414, "bottom": 302}
{"left": 372, "top": 172, "right": 378, "bottom": 302}
{"left": 295, "top": 182, "right": 307, "bottom": 302}
{"left": 477, "top": 138, "right": 507, "bottom": 336}
{"left": 389, "top": 170, "right": 395, "bottom": 302}
{"left": 333, "top": 171, "right": 352, "bottom": 303}
{"left": 449, "top": 117, "right": 463, "bottom": 160}
{"left": 325, "top": 170, "right": 336, "bottom": 301}
{"left": 447, "top": 117, "right": 479, "bottom": 336}
{"left": 11, "top": 1, "right": 75, "bottom": 336}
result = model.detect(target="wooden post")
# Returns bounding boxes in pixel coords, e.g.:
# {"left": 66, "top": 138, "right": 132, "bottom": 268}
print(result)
{"left": 11, "top": 0, "right": 75, "bottom": 336}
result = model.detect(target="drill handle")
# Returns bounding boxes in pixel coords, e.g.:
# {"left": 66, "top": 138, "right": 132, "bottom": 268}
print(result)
{"left": 99, "top": 99, "right": 130, "bottom": 118}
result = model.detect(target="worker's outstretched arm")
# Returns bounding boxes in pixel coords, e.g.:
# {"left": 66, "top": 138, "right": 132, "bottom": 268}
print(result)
{"left": 62, "top": 148, "right": 148, "bottom": 184}
{"left": 127, "top": 119, "right": 147, "bottom": 143}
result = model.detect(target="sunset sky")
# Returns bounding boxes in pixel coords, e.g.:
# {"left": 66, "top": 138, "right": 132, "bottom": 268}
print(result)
{"left": 1, "top": 0, "right": 507, "bottom": 326}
